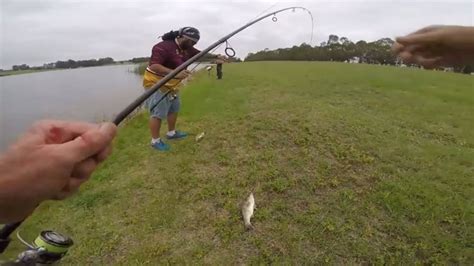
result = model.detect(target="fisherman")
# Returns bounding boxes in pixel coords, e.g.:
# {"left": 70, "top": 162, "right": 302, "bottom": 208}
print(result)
{"left": 143, "top": 27, "right": 201, "bottom": 151}
{"left": 215, "top": 58, "right": 225, "bottom": 79}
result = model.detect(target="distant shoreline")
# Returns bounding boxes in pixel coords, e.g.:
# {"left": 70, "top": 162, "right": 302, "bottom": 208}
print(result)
{"left": 0, "top": 68, "right": 58, "bottom": 77}
{"left": 0, "top": 62, "right": 139, "bottom": 77}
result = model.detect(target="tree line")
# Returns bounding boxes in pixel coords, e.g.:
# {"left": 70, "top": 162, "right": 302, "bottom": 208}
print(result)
{"left": 245, "top": 35, "right": 398, "bottom": 65}
{"left": 54, "top": 57, "right": 114, "bottom": 68}
{"left": 245, "top": 34, "right": 473, "bottom": 73}
{"left": 7, "top": 53, "right": 241, "bottom": 72}
{"left": 10, "top": 57, "right": 116, "bottom": 71}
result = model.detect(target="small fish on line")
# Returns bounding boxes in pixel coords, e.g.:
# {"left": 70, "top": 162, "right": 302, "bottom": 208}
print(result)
{"left": 241, "top": 192, "right": 255, "bottom": 230}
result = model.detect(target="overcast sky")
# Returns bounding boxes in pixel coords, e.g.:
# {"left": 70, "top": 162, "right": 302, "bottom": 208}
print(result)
{"left": 0, "top": 0, "right": 472, "bottom": 69}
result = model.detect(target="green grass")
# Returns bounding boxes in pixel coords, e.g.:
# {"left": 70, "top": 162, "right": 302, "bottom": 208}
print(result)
{"left": 133, "top": 63, "right": 147, "bottom": 75}
{"left": 2, "top": 62, "right": 473, "bottom": 264}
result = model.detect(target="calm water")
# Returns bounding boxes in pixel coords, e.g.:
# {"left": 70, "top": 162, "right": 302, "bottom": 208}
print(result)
{"left": 0, "top": 64, "right": 143, "bottom": 151}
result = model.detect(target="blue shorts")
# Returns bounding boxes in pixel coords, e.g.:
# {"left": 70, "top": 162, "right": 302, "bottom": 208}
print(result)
{"left": 145, "top": 89, "right": 180, "bottom": 119}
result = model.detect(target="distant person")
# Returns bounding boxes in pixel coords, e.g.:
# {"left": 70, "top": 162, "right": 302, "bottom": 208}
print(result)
{"left": 143, "top": 27, "right": 202, "bottom": 151}
{"left": 214, "top": 57, "right": 227, "bottom": 79}
{"left": 392, "top": 25, "right": 474, "bottom": 69}
{"left": 216, "top": 59, "right": 224, "bottom": 79}
{"left": 0, "top": 120, "right": 116, "bottom": 223}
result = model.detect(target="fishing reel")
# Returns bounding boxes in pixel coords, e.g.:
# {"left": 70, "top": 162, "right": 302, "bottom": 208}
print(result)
{"left": 9, "top": 230, "right": 73, "bottom": 265}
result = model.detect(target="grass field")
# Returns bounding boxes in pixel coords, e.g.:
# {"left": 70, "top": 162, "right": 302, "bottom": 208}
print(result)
{"left": 2, "top": 62, "right": 473, "bottom": 264}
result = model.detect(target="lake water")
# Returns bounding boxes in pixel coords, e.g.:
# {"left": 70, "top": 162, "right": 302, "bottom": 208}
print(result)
{"left": 0, "top": 63, "right": 204, "bottom": 151}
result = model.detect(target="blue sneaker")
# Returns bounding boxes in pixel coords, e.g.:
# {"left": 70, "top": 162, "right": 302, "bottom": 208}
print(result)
{"left": 166, "top": 130, "right": 188, "bottom": 140}
{"left": 151, "top": 140, "right": 170, "bottom": 151}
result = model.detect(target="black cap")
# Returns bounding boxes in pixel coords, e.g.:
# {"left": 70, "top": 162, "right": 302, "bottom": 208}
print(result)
{"left": 179, "top": 27, "right": 200, "bottom": 43}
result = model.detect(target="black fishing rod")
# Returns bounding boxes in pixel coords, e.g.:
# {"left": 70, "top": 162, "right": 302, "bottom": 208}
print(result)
{"left": 0, "top": 6, "right": 313, "bottom": 262}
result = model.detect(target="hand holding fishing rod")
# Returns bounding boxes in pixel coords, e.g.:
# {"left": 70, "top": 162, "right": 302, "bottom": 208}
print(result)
{"left": 0, "top": 121, "right": 116, "bottom": 263}
{"left": 0, "top": 121, "right": 116, "bottom": 223}
{"left": 176, "top": 70, "right": 192, "bottom": 79}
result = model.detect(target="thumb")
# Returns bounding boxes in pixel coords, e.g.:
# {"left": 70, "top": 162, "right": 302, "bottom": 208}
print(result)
{"left": 56, "top": 123, "right": 117, "bottom": 162}
{"left": 396, "top": 32, "right": 440, "bottom": 45}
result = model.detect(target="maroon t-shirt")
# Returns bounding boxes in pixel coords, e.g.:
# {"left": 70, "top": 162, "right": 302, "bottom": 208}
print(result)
{"left": 148, "top": 40, "right": 200, "bottom": 69}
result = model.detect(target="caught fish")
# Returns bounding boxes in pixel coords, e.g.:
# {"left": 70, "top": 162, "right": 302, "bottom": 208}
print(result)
{"left": 241, "top": 193, "right": 255, "bottom": 230}
{"left": 195, "top": 132, "right": 205, "bottom": 142}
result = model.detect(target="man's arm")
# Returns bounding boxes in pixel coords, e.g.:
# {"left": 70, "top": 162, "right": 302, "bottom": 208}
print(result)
{"left": 148, "top": 44, "right": 173, "bottom": 75}
{"left": 148, "top": 64, "right": 173, "bottom": 76}
{"left": 148, "top": 45, "right": 190, "bottom": 79}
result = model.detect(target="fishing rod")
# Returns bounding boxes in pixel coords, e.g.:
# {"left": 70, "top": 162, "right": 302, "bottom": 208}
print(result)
{"left": 0, "top": 6, "right": 313, "bottom": 263}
